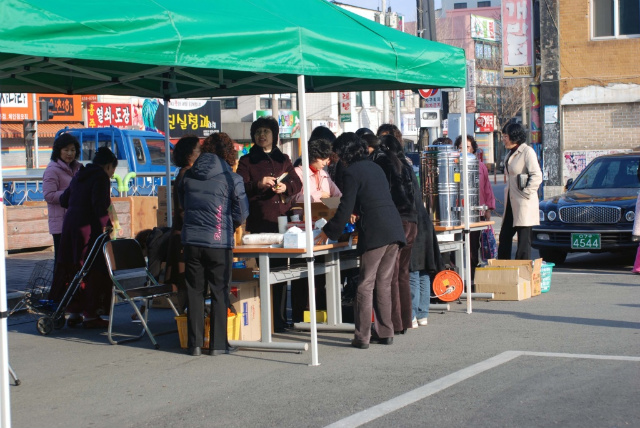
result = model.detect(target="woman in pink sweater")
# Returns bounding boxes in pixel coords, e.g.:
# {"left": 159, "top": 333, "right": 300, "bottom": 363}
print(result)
{"left": 43, "top": 133, "right": 82, "bottom": 265}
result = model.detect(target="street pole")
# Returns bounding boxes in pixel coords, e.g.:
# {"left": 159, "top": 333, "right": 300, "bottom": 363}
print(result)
{"left": 382, "top": 0, "right": 389, "bottom": 125}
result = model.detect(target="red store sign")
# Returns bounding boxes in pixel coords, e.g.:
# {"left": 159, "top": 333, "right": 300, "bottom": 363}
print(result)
{"left": 475, "top": 113, "right": 495, "bottom": 133}
{"left": 87, "top": 102, "right": 132, "bottom": 128}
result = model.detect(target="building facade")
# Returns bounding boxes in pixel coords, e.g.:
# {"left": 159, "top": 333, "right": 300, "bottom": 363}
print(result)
{"left": 543, "top": 0, "right": 640, "bottom": 196}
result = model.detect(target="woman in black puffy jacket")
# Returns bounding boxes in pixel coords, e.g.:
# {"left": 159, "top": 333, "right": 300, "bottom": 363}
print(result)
{"left": 178, "top": 133, "right": 249, "bottom": 356}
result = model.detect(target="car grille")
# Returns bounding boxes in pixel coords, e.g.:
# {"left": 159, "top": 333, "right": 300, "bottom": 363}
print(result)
{"left": 559, "top": 205, "right": 621, "bottom": 224}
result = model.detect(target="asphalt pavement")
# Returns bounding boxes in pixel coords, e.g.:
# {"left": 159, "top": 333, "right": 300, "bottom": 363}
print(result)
{"left": 3, "top": 176, "right": 640, "bottom": 427}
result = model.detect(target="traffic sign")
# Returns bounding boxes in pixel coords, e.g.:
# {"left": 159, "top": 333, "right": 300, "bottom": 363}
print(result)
{"left": 418, "top": 88, "right": 438, "bottom": 99}
{"left": 503, "top": 66, "right": 533, "bottom": 77}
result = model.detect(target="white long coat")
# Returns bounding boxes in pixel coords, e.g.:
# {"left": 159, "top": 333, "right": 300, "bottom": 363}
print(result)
{"left": 503, "top": 143, "right": 543, "bottom": 227}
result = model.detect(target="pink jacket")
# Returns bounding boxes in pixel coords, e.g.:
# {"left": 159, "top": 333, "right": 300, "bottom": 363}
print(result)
{"left": 43, "top": 159, "right": 82, "bottom": 234}
{"left": 479, "top": 160, "right": 496, "bottom": 213}
{"left": 292, "top": 165, "right": 342, "bottom": 203}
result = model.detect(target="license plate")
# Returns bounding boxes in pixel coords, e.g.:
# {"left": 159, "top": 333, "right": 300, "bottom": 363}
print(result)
{"left": 571, "top": 233, "right": 601, "bottom": 249}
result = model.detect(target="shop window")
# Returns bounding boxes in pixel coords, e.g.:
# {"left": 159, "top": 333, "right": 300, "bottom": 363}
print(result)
{"left": 355, "top": 91, "right": 363, "bottom": 107}
{"left": 259, "top": 98, "right": 271, "bottom": 110}
{"left": 278, "top": 99, "right": 292, "bottom": 110}
{"left": 592, "top": 0, "right": 640, "bottom": 38}
{"left": 220, "top": 98, "right": 237, "bottom": 109}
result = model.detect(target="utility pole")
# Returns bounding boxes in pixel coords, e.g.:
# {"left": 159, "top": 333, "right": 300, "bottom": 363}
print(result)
{"left": 381, "top": 0, "right": 389, "bottom": 125}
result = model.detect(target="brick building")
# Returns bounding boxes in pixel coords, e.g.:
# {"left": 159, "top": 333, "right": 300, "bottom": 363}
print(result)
{"left": 543, "top": 0, "right": 640, "bottom": 194}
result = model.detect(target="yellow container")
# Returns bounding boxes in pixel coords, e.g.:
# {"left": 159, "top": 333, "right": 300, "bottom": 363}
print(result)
{"left": 175, "top": 313, "right": 241, "bottom": 349}
{"left": 303, "top": 310, "right": 328, "bottom": 323}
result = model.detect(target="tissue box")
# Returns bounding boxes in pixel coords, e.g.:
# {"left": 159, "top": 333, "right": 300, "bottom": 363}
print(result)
{"left": 283, "top": 229, "right": 322, "bottom": 248}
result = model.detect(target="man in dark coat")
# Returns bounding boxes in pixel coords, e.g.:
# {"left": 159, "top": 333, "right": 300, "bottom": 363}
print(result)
{"left": 315, "top": 133, "right": 405, "bottom": 349}
{"left": 179, "top": 134, "right": 249, "bottom": 356}
{"left": 236, "top": 116, "right": 302, "bottom": 332}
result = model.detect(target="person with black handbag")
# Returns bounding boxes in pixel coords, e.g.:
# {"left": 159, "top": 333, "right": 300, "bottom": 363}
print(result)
{"left": 498, "top": 123, "right": 542, "bottom": 260}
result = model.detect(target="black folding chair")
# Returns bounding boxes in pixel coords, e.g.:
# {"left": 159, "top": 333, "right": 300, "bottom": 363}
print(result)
{"left": 103, "top": 239, "right": 179, "bottom": 349}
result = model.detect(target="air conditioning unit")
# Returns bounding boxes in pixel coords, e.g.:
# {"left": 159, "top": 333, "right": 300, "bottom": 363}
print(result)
{"left": 385, "top": 13, "right": 398, "bottom": 28}
{"left": 374, "top": 12, "right": 382, "bottom": 24}
{"left": 415, "top": 108, "right": 441, "bottom": 128}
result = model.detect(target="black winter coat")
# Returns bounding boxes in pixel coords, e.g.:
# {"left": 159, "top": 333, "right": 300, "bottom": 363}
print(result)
{"left": 236, "top": 145, "right": 302, "bottom": 233}
{"left": 179, "top": 153, "right": 249, "bottom": 249}
{"left": 371, "top": 151, "right": 417, "bottom": 223}
{"left": 323, "top": 159, "right": 406, "bottom": 255}
{"left": 409, "top": 173, "right": 445, "bottom": 273}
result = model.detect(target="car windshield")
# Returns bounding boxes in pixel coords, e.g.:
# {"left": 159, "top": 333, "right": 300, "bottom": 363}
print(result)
{"left": 572, "top": 156, "right": 640, "bottom": 190}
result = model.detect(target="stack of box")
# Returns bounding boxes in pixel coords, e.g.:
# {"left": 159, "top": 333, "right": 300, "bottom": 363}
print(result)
{"left": 474, "top": 258, "right": 543, "bottom": 301}
{"left": 157, "top": 185, "right": 168, "bottom": 227}
{"left": 229, "top": 280, "right": 261, "bottom": 341}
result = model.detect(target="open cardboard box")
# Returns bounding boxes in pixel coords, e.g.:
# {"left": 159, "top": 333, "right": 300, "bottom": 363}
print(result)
{"left": 475, "top": 266, "right": 531, "bottom": 301}
{"left": 294, "top": 197, "right": 340, "bottom": 222}
{"left": 487, "top": 258, "right": 543, "bottom": 296}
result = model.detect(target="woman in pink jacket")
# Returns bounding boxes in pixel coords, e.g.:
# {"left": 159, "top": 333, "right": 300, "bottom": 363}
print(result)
{"left": 43, "top": 133, "right": 82, "bottom": 265}
{"left": 455, "top": 135, "right": 496, "bottom": 284}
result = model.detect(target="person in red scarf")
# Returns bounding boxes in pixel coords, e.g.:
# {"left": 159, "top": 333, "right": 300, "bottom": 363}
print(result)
{"left": 289, "top": 138, "right": 342, "bottom": 323}
{"left": 292, "top": 139, "right": 342, "bottom": 203}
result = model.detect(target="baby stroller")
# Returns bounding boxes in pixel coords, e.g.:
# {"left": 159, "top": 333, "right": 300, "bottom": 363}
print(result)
{"left": 35, "top": 229, "right": 113, "bottom": 335}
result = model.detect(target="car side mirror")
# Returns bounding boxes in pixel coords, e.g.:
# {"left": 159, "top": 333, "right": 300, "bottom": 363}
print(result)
{"left": 565, "top": 178, "right": 574, "bottom": 190}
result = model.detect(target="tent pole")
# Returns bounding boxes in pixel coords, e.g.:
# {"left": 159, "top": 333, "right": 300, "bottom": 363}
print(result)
{"left": 164, "top": 97, "right": 173, "bottom": 228}
{"left": 0, "top": 117, "right": 13, "bottom": 428}
{"left": 297, "top": 75, "right": 319, "bottom": 367}
{"left": 460, "top": 88, "right": 472, "bottom": 315}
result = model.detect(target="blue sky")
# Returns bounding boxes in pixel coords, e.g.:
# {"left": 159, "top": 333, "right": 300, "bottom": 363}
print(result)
{"left": 338, "top": 0, "right": 442, "bottom": 22}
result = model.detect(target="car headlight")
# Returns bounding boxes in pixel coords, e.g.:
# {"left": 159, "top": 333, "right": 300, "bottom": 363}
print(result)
{"left": 547, "top": 210, "right": 557, "bottom": 221}
{"left": 625, "top": 211, "right": 635, "bottom": 222}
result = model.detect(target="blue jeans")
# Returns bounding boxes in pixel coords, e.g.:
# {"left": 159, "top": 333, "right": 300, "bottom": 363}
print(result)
{"left": 410, "top": 270, "right": 430, "bottom": 320}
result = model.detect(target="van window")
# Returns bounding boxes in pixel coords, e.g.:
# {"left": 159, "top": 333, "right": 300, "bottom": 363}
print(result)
{"left": 146, "top": 138, "right": 173, "bottom": 166}
{"left": 80, "top": 133, "right": 96, "bottom": 161}
{"left": 132, "top": 138, "right": 146, "bottom": 164}
{"left": 97, "top": 131, "right": 120, "bottom": 159}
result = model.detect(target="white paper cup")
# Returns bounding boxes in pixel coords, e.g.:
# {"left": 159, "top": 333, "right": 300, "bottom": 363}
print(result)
{"left": 278, "top": 216, "right": 289, "bottom": 234}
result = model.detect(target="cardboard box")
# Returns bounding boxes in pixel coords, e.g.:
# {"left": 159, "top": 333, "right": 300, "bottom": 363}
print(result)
{"left": 487, "top": 258, "right": 543, "bottom": 297}
{"left": 232, "top": 268, "right": 259, "bottom": 281}
{"left": 294, "top": 198, "right": 340, "bottom": 222}
{"left": 475, "top": 267, "right": 531, "bottom": 301}
{"left": 158, "top": 185, "right": 168, "bottom": 209}
{"left": 229, "top": 280, "right": 261, "bottom": 341}
{"left": 303, "top": 310, "right": 328, "bottom": 323}
{"left": 175, "top": 313, "right": 241, "bottom": 349}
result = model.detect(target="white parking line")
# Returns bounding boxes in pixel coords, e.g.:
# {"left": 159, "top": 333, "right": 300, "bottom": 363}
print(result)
{"left": 324, "top": 351, "right": 640, "bottom": 428}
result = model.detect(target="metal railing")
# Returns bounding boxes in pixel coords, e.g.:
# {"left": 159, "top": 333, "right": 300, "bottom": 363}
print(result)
{"left": 2, "top": 171, "right": 171, "bottom": 205}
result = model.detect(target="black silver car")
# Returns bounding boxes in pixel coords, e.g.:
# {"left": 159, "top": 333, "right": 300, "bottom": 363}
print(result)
{"left": 533, "top": 152, "right": 639, "bottom": 264}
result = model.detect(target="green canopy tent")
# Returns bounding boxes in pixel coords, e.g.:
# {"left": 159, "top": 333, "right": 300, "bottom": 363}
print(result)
{"left": 0, "top": 1, "right": 470, "bottom": 422}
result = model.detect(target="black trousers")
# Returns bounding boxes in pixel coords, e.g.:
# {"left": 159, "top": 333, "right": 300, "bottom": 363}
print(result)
{"left": 498, "top": 196, "right": 532, "bottom": 260}
{"left": 184, "top": 245, "right": 232, "bottom": 350}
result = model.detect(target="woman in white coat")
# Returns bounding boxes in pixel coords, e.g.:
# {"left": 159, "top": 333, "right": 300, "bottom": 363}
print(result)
{"left": 498, "top": 123, "right": 542, "bottom": 260}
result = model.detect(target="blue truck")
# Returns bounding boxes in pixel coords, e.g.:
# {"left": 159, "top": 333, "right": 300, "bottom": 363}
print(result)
{"left": 3, "top": 126, "right": 177, "bottom": 205}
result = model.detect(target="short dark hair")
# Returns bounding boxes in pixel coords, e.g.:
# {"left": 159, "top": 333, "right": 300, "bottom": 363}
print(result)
{"left": 202, "top": 132, "right": 238, "bottom": 166}
{"left": 333, "top": 133, "right": 367, "bottom": 166}
{"left": 308, "top": 139, "right": 332, "bottom": 162}
{"left": 502, "top": 122, "right": 527, "bottom": 145}
{"left": 355, "top": 127, "right": 374, "bottom": 138}
{"left": 172, "top": 135, "right": 200, "bottom": 168}
{"left": 454, "top": 135, "right": 478, "bottom": 154}
{"left": 92, "top": 147, "right": 118, "bottom": 168}
{"left": 361, "top": 133, "right": 381, "bottom": 151}
{"left": 434, "top": 137, "right": 453, "bottom": 145}
{"left": 376, "top": 123, "right": 402, "bottom": 142}
{"left": 250, "top": 116, "right": 279, "bottom": 146}
{"left": 309, "top": 126, "right": 336, "bottom": 143}
{"left": 51, "top": 133, "right": 80, "bottom": 161}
